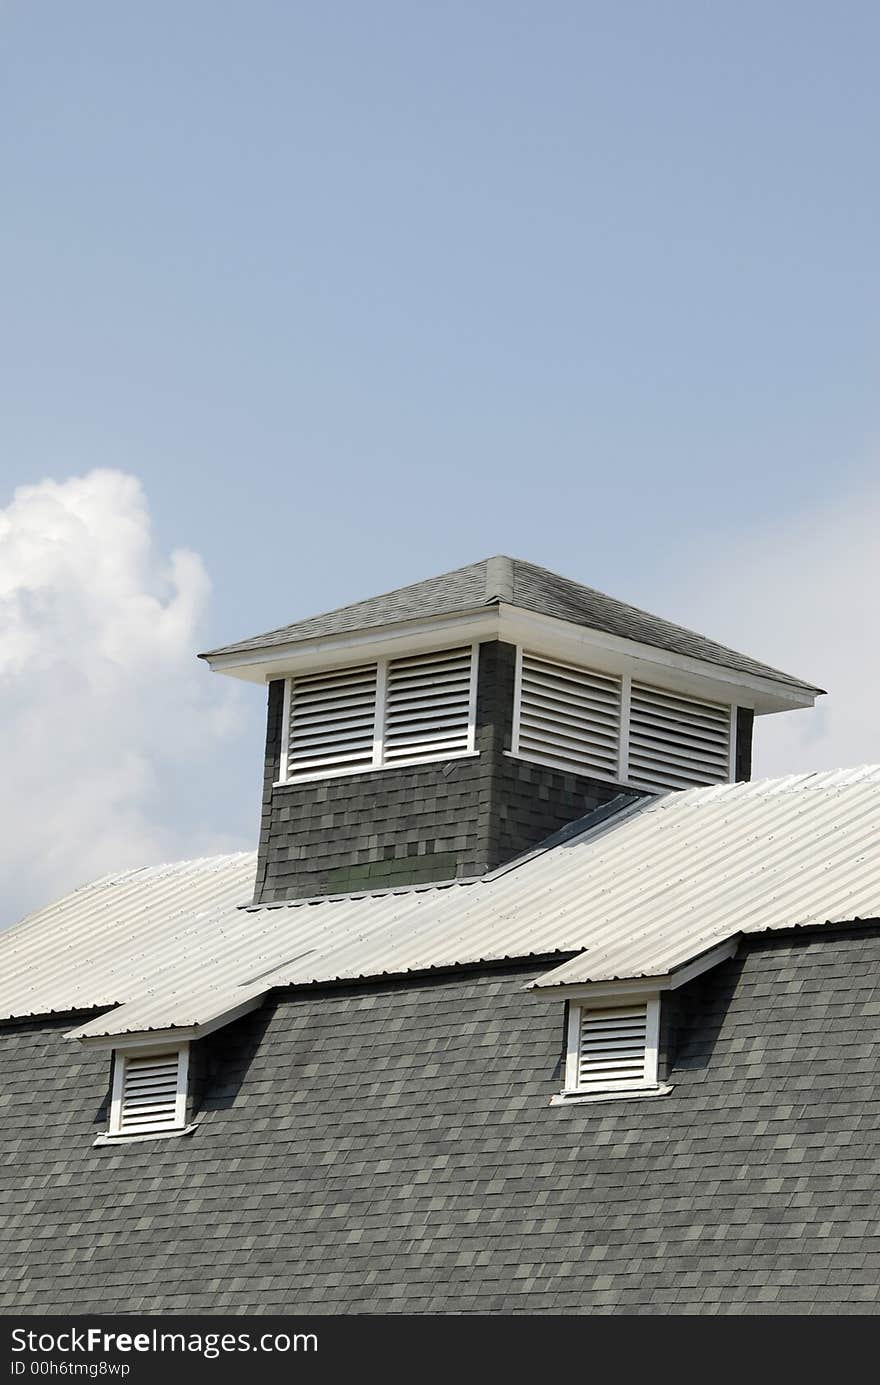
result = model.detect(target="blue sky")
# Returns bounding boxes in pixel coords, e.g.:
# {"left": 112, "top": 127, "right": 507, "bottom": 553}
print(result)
{"left": 1, "top": 2, "right": 879, "bottom": 922}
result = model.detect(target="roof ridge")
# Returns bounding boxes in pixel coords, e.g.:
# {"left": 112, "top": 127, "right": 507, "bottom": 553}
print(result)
{"left": 483, "top": 554, "right": 515, "bottom": 603}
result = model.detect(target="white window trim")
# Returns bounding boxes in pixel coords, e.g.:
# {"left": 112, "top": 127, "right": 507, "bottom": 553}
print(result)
{"left": 278, "top": 674, "right": 292, "bottom": 782}
{"left": 94, "top": 1121, "right": 200, "bottom": 1146}
{"left": 275, "top": 642, "right": 480, "bottom": 786}
{"left": 276, "top": 748, "right": 480, "bottom": 787}
{"left": 509, "top": 645, "right": 737, "bottom": 795}
{"left": 617, "top": 673, "right": 632, "bottom": 784}
{"left": 510, "top": 644, "right": 524, "bottom": 753}
{"left": 107, "top": 1042, "right": 190, "bottom": 1139}
{"left": 561, "top": 995, "right": 661, "bottom": 1099}
{"left": 551, "top": 1085, "right": 672, "bottom": 1107}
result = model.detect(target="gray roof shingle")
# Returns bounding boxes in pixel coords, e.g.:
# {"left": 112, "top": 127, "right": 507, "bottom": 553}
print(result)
{"left": 199, "top": 555, "right": 822, "bottom": 694}
{"left": 3, "top": 929, "right": 880, "bottom": 1314}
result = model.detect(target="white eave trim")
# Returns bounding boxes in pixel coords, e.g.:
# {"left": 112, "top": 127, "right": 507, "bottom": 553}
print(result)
{"left": 200, "top": 609, "right": 498, "bottom": 683}
{"left": 497, "top": 606, "right": 819, "bottom": 715}
{"left": 528, "top": 938, "right": 740, "bottom": 997}
{"left": 202, "top": 602, "right": 819, "bottom": 715}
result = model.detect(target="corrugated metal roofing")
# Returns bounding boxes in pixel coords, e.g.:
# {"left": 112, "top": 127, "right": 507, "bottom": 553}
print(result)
{"left": 531, "top": 763, "right": 880, "bottom": 988}
{"left": 0, "top": 854, "right": 257, "bottom": 1022}
{"left": 2, "top": 768, "right": 879, "bottom": 1040}
{"left": 200, "top": 555, "right": 822, "bottom": 694}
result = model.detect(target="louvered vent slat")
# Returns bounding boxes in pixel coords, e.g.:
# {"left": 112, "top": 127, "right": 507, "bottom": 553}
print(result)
{"left": 627, "top": 682, "right": 730, "bottom": 792}
{"left": 577, "top": 1004, "right": 649, "bottom": 1090}
{"left": 516, "top": 654, "right": 621, "bottom": 778}
{"left": 383, "top": 647, "right": 473, "bottom": 763}
{"left": 287, "top": 663, "right": 378, "bottom": 779}
{"left": 118, "top": 1051, "right": 183, "bottom": 1134}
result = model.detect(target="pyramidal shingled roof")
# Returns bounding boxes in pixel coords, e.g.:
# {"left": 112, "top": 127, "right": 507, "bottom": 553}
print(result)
{"left": 200, "top": 555, "right": 822, "bottom": 694}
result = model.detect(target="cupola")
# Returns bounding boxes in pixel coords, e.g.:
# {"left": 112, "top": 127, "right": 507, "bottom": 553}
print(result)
{"left": 200, "top": 556, "right": 822, "bottom": 904}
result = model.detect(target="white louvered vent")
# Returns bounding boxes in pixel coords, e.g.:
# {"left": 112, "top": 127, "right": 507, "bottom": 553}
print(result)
{"left": 575, "top": 1002, "right": 653, "bottom": 1092}
{"left": 512, "top": 649, "right": 735, "bottom": 794}
{"left": 286, "top": 662, "right": 378, "bottom": 780}
{"left": 280, "top": 645, "right": 479, "bottom": 782}
{"left": 515, "top": 652, "right": 621, "bottom": 780}
{"left": 627, "top": 682, "right": 731, "bottom": 793}
{"left": 111, "top": 1048, "right": 188, "bottom": 1136}
{"left": 383, "top": 647, "right": 475, "bottom": 764}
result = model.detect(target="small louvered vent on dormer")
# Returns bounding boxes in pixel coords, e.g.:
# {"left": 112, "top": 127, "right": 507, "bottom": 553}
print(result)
{"left": 110, "top": 1048, "right": 188, "bottom": 1136}
{"left": 280, "top": 645, "right": 478, "bottom": 783}
{"left": 627, "top": 683, "right": 731, "bottom": 793}
{"left": 384, "top": 647, "right": 474, "bottom": 764}
{"left": 514, "top": 653, "right": 621, "bottom": 779}
{"left": 566, "top": 998, "right": 659, "bottom": 1095}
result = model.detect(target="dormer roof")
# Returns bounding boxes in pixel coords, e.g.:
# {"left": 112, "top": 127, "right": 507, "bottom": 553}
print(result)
{"left": 199, "top": 555, "right": 822, "bottom": 704}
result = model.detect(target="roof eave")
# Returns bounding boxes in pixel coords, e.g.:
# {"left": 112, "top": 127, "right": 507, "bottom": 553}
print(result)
{"left": 65, "top": 993, "right": 265, "bottom": 1048}
{"left": 199, "top": 601, "right": 821, "bottom": 711}
{"left": 199, "top": 607, "right": 501, "bottom": 682}
{"left": 527, "top": 939, "right": 741, "bottom": 996}
{"left": 497, "top": 604, "right": 823, "bottom": 712}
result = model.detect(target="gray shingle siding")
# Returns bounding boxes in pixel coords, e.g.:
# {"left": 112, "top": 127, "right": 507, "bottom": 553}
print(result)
{"left": 2, "top": 925, "right": 880, "bottom": 1314}
{"left": 255, "top": 641, "right": 623, "bottom": 902}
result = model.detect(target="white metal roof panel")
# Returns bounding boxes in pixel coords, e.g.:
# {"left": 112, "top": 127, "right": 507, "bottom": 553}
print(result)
{"left": 532, "top": 765, "right": 880, "bottom": 987}
{"left": 3, "top": 768, "right": 880, "bottom": 1040}
{"left": 67, "top": 978, "right": 272, "bottom": 1041}
{"left": 0, "top": 854, "right": 257, "bottom": 1021}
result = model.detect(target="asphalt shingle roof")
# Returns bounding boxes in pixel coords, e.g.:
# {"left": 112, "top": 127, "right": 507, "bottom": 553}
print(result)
{"left": 200, "top": 555, "right": 822, "bottom": 694}
{"left": 4, "top": 931, "right": 880, "bottom": 1314}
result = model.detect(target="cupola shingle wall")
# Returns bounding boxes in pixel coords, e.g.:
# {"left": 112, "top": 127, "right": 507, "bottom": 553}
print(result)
{"left": 254, "top": 640, "right": 623, "bottom": 902}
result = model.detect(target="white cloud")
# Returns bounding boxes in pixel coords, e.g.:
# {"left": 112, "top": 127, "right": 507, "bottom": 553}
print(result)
{"left": 660, "top": 481, "right": 880, "bottom": 779}
{"left": 0, "top": 469, "right": 247, "bottom": 927}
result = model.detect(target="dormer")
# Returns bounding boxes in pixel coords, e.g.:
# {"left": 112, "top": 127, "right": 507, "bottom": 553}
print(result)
{"left": 200, "top": 557, "right": 822, "bottom": 904}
